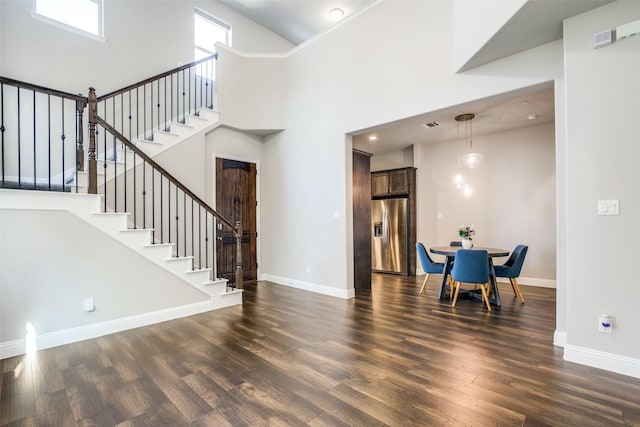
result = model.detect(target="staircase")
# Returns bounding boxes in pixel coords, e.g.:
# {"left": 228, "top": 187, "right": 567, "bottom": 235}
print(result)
{"left": 71, "top": 108, "right": 221, "bottom": 192}
{"left": 0, "top": 56, "right": 245, "bottom": 358}
{"left": 0, "top": 189, "right": 242, "bottom": 308}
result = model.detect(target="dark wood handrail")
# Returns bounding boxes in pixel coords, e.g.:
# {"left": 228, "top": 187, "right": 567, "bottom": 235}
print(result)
{"left": 94, "top": 115, "right": 238, "bottom": 234}
{"left": 97, "top": 53, "right": 218, "bottom": 102}
{"left": 0, "top": 76, "right": 87, "bottom": 102}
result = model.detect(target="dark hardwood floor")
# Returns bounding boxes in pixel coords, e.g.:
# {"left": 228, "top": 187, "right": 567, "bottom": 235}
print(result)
{"left": 2, "top": 274, "right": 640, "bottom": 426}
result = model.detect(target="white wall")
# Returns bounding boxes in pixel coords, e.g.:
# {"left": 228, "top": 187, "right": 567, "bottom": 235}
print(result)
{"left": 414, "top": 122, "right": 556, "bottom": 283}
{"left": 562, "top": 1, "right": 640, "bottom": 375}
{"left": 452, "top": 0, "right": 526, "bottom": 71}
{"left": 370, "top": 146, "right": 414, "bottom": 171}
{"left": 215, "top": 47, "right": 287, "bottom": 132}
{"left": 219, "top": 1, "right": 561, "bottom": 299}
{"left": 0, "top": 0, "right": 293, "bottom": 94}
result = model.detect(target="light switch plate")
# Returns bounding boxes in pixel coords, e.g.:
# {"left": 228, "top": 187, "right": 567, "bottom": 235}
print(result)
{"left": 598, "top": 200, "right": 619, "bottom": 215}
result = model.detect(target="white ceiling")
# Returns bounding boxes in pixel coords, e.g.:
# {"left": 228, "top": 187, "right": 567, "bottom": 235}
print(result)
{"left": 219, "top": 0, "right": 377, "bottom": 45}
{"left": 351, "top": 83, "right": 555, "bottom": 155}
{"left": 219, "top": 0, "right": 614, "bottom": 154}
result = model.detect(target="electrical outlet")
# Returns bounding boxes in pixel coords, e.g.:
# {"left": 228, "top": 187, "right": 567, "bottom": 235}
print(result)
{"left": 598, "top": 314, "right": 613, "bottom": 333}
{"left": 84, "top": 297, "right": 95, "bottom": 312}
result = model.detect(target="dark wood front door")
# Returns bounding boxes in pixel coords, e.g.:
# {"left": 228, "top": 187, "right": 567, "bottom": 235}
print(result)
{"left": 215, "top": 157, "right": 257, "bottom": 284}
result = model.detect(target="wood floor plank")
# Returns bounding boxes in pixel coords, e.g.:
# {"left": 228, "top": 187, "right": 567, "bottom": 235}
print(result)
{"left": 2, "top": 275, "right": 640, "bottom": 426}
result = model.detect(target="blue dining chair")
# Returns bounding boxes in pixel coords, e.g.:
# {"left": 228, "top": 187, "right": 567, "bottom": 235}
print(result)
{"left": 494, "top": 245, "right": 528, "bottom": 303}
{"left": 450, "top": 249, "right": 492, "bottom": 311}
{"left": 416, "top": 243, "right": 446, "bottom": 295}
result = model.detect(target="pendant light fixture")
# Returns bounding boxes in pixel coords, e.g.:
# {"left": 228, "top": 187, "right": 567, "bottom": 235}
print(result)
{"left": 456, "top": 113, "right": 482, "bottom": 169}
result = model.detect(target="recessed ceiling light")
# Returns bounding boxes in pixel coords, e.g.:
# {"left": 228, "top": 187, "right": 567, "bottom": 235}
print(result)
{"left": 528, "top": 114, "right": 539, "bottom": 120}
{"left": 329, "top": 8, "right": 344, "bottom": 21}
{"left": 368, "top": 135, "right": 377, "bottom": 141}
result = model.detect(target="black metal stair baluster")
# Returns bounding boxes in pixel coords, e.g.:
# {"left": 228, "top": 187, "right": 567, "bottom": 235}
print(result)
{"left": 143, "top": 84, "right": 147, "bottom": 141}
{"left": 47, "top": 94, "right": 51, "bottom": 190}
{"left": 123, "top": 96, "right": 127, "bottom": 213}
{"left": 189, "top": 67, "right": 193, "bottom": 116}
{"left": 205, "top": 60, "right": 210, "bottom": 109}
{"left": 150, "top": 82, "right": 154, "bottom": 138}
{"left": 128, "top": 90, "right": 132, "bottom": 141}
{"left": 0, "top": 82, "right": 4, "bottom": 186}
{"left": 175, "top": 185, "right": 179, "bottom": 256}
{"left": 102, "top": 123, "right": 107, "bottom": 212}
{"left": 113, "top": 97, "right": 117, "bottom": 212}
{"left": 136, "top": 87, "right": 139, "bottom": 141}
{"left": 133, "top": 151, "right": 137, "bottom": 229}
{"left": 157, "top": 79, "right": 161, "bottom": 134}
{"left": 205, "top": 209, "right": 209, "bottom": 270}
{"left": 164, "top": 77, "right": 167, "bottom": 131}
{"left": 191, "top": 199, "right": 194, "bottom": 262}
{"left": 142, "top": 159, "right": 146, "bottom": 231}
{"left": 112, "top": 97, "right": 118, "bottom": 212}
{"left": 182, "top": 70, "right": 185, "bottom": 124}
{"left": 61, "top": 99, "right": 65, "bottom": 193}
{"left": 73, "top": 95, "right": 79, "bottom": 192}
{"left": 198, "top": 206, "right": 202, "bottom": 269}
{"left": 32, "top": 90, "right": 36, "bottom": 189}
{"left": 152, "top": 166, "right": 156, "bottom": 242}
{"left": 199, "top": 62, "right": 203, "bottom": 111}
{"left": 17, "top": 88, "right": 21, "bottom": 187}
{"left": 154, "top": 169, "right": 164, "bottom": 243}
{"left": 183, "top": 192, "right": 186, "bottom": 260}
{"left": 170, "top": 73, "right": 174, "bottom": 126}
{"left": 168, "top": 180, "right": 171, "bottom": 245}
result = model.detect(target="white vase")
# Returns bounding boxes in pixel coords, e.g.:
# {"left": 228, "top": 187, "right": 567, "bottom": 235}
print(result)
{"left": 462, "top": 239, "right": 473, "bottom": 249}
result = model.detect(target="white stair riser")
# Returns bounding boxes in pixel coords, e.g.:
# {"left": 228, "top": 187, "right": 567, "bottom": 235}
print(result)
{"left": 163, "top": 257, "right": 194, "bottom": 275}
{"left": 118, "top": 229, "right": 152, "bottom": 247}
{"left": 91, "top": 212, "right": 128, "bottom": 231}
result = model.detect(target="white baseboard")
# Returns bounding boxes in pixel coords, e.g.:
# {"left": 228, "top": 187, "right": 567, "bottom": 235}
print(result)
{"left": 554, "top": 330, "right": 566, "bottom": 347}
{"left": 563, "top": 344, "right": 640, "bottom": 379}
{"left": 0, "top": 300, "right": 217, "bottom": 360}
{"left": 496, "top": 276, "right": 556, "bottom": 288}
{"left": 414, "top": 268, "right": 556, "bottom": 289}
{"left": 260, "top": 274, "right": 355, "bottom": 299}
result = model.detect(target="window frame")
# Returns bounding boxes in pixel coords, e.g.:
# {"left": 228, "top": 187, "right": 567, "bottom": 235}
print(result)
{"left": 32, "top": 0, "right": 105, "bottom": 41}
{"left": 194, "top": 8, "right": 232, "bottom": 60}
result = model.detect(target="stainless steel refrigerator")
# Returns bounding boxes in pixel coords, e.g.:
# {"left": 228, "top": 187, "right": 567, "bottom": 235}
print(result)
{"left": 371, "top": 198, "right": 408, "bottom": 274}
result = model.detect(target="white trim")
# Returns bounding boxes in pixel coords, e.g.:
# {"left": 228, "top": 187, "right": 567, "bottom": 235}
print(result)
{"left": 554, "top": 330, "right": 567, "bottom": 347}
{"left": 414, "top": 270, "right": 556, "bottom": 289}
{"left": 261, "top": 274, "right": 355, "bottom": 299}
{"left": 563, "top": 344, "right": 640, "bottom": 380}
{"left": 0, "top": 300, "right": 217, "bottom": 360}
{"left": 215, "top": 43, "right": 287, "bottom": 59}
{"left": 496, "top": 276, "right": 556, "bottom": 288}
{"left": 31, "top": 11, "right": 105, "bottom": 43}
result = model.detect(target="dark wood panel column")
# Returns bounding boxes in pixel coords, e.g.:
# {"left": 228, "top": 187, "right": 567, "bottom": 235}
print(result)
{"left": 353, "top": 149, "right": 373, "bottom": 293}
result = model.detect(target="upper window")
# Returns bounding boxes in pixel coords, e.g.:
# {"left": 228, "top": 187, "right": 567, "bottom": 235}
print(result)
{"left": 194, "top": 9, "right": 231, "bottom": 60}
{"left": 34, "top": 0, "right": 103, "bottom": 38}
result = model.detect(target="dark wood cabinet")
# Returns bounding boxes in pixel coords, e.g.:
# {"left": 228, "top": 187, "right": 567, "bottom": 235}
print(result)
{"left": 371, "top": 168, "right": 414, "bottom": 197}
{"left": 353, "top": 149, "right": 373, "bottom": 293}
{"left": 371, "top": 167, "right": 416, "bottom": 276}
{"left": 371, "top": 173, "right": 389, "bottom": 197}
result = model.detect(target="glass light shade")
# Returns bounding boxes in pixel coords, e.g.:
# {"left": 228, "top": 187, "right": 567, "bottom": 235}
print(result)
{"left": 462, "top": 184, "right": 473, "bottom": 197}
{"left": 461, "top": 152, "right": 482, "bottom": 168}
{"left": 453, "top": 173, "right": 464, "bottom": 188}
